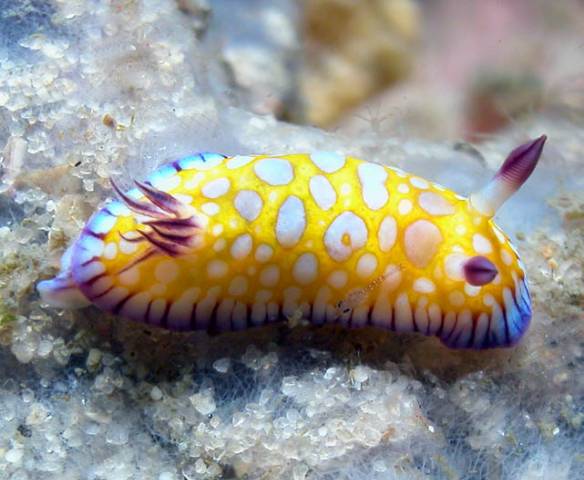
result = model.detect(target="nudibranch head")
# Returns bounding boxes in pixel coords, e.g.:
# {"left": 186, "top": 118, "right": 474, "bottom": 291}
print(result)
{"left": 37, "top": 139, "right": 545, "bottom": 349}
{"left": 415, "top": 135, "right": 546, "bottom": 347}
{"left": 417, "top": 202, "right": 533, "bottom": 348}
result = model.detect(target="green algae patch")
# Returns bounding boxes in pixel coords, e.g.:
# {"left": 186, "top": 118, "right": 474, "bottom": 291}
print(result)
{"left": 0, "top": 303, "right": 16, "bottom": 328}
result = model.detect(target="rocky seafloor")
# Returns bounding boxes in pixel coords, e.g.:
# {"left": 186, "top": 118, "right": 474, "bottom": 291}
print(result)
{"left": 0, "top": 1, "right": 583, "bottom": 479}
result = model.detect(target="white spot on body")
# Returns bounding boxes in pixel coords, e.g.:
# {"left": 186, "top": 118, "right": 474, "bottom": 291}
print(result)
{"left": 378, "top": 215, "right": 397, "bottom": 252}
{"left": 202, "top": 177, "right": 230, "bottom": 199}
{"left": 228, "top": 276, "right": 248, "bottom": 296}
{"left": 382, "top": 264, "right": 403, "bottom": 289}
{"left": 293, "top": 253, "right": 319, "bottom": 285}
{"left": 473, "top": 234, "right": 493, "bottom": 254}
{"left": 119, "top": 238, "right": 138, "bottom": 255}
{"left": 464, "top": 283, "right": 481, "bottom": 296}
{"left": 356, "top": 253, "right": 378, "bottom": 278}
{"left": 455, "top": 225, "right": 467, "bottom": 235}
{"left": 103, "top": 242, "right": 118, "bottom": 260}
{"left": 276, "top": 196, "right": 306, "bottom": 247}
{"left": 483, "top": 293, "right": 495, "bottom": 307}
{"left": 394, "top": 293, "right": 413, "bottom": 332}
{"left": 327, "top": 270, "right": 348, "bottom": 289}
{"left": 324, "top": 211, "right": 368, "bottom": 262}
{"left": 213, "top": 239, "right": 226, "bottom": 252}
{"left": 310, "top": 151, "right": 346, "bottom": 173}
{"left": 255, "top": 244, "right": 274, "bottom": 263}
{"left": 357, "top": 163, "right": 389, "bottom": 210}
{"left": 234, "top": 190, "right": 263, "bottom": 222}
{"left": 183, "top": 172, "right": 205, "bottom": 190}
{"left": 501, "top": 249, "right": 513, "bottom": 265}
{"left": 398, "top": 183, "right": 410, "bottom": 194}
{"left": 207, "top": 260, "right": 228, "bottom": 279}
{"left": 201, "top": 202, "right": 220, "bottom": 216}
{"left": 231, "top": 234, "right": 253, "bottom": 260}
{"left": 398, "top": 199, "right": 413, "bottom": 215}
{"left": 260, "top": 265, "right": 281, "bottom": 287}
{"left": 212, "top": 224, "right": 224, "bottom": 236}
{"left": 254, "top": 158, "right": 294, "bottom": 185}
{"left": 418, "top": 192, "right": 455, "bottom": 216}
{"left": 444, "top": 253, "right": 469, "bottom": 281}
{"left": 155, "top": 260, "right": 179, "bottom": 284}
{"left": 449, "top": 291, "right": 465, "bottom": 307}
{"left": 404, "top": 220, "right": 443, "bottom": 268}
{"left": 226, "top": 155, "right": 254, "bottom": 169}
{"left": 309, "top": 175, "right": 337, "bottom": 211}
{"left": 413, "top": 277, "right": 436, "bottom": 293}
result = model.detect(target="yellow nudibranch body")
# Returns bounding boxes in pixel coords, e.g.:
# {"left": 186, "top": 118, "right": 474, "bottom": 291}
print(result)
{"left": 39, "top": 137, "right": 547, "bottom": 349}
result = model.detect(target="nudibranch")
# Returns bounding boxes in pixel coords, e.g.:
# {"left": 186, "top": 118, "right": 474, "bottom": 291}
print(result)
{"left": 38, "top": 136, "right": 546, "bottom": 349}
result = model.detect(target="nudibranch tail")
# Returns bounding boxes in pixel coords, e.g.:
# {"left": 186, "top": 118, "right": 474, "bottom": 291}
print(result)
{"left": 38, "top": 244, "right": 91, "bottom": 309}
{"left": 470, "top": 135, "right": 546, "bottom": 216}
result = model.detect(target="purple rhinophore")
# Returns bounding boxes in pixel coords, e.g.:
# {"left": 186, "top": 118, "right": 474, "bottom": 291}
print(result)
{"left": 496, "top": 135, "right": 547, "bottom": 188}
{"left": 463, "top": 256, "right": 498, "bottom": 286}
